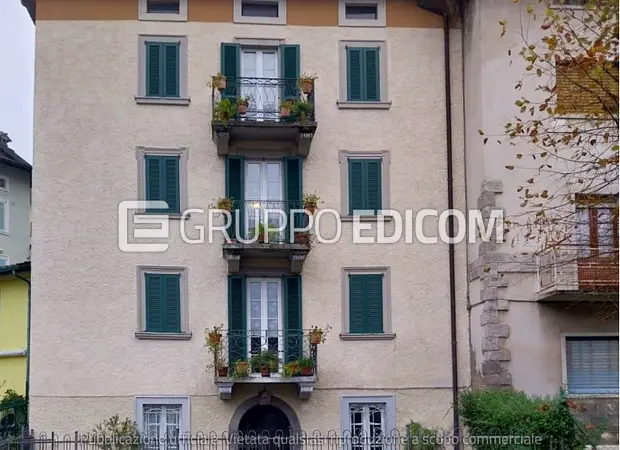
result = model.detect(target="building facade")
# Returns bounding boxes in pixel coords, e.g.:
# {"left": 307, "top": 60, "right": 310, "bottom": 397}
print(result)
{"left": 0, "top": 133, "right": 32, "bottom": 267}
{"left": 462, "top": 0, "right": 619, "bottom": 443}
{"left": 29, "top": 0, "right": 469, "bottom": 439}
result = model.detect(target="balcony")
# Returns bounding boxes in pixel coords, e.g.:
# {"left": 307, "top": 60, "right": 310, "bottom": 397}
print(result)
{"left": 536, "top": 246, "right": 619, "bottom": 300}
{"left": 222, "top": 200, "right": 312, "bottom": 274}
{"left": 211, "top": 77, "right": 317, "bottom": 156}
{"left": 209, "top": 329, "right": 318, "bottom": 400}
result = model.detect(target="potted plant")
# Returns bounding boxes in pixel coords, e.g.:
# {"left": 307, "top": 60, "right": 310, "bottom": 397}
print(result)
{"left": 237, "top": 95, "right": 251, "bottom": 114}
{"left": 303, "top": 193, "right": 321, "bottom": 215}
{"left": 215, "top": 197, "right": 234, "bottom": 212}
{"left": 298, "top": 73, "right": 318, "bottom": 94}
{"left": 252, "top": 223, "right": 280, "bottom": 243}
{"left": 309, "top": 324, "right": 331, "bottom": 344}
{"left": 295, "top": 231, "right": 310, "bottom": 245}
{"left": 280, "top": 100, "right": 294, "bottom": 118}
{"left": 283, "top": 360, "right": 300, "bottom": 377}
{"left": 214, "top": 98, "right": 238, "bottom": 122}
{"left": 206, "top": 324, "right": 223, "bottom": 345}
{"left": 217, "top": 365, "right": 229, "bottom": 377}
{"left": 235, "top": 360, "right": 249, "bottom": 377}
{"left": 297, "top": 357, "right": 314, "bottom": 376}
{"left": 211, "top": 73, "right": 227, "bottom": 91}
{"left": 291, "top": 98, "right": 314, "bottom": 124}
{"left": 250, "top": 350, "right": 279, "bottom": 376}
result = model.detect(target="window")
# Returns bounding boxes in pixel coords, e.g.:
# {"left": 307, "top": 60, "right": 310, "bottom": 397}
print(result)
{"left": 0, "top": 199, "right": 9, "bottom": 233}
{"left": 137, "top": 36, "right": 189, "bottom": 105}
{"left": 564, "top": 335, "right": 619, "bottom": 395}
{"left": 136, "top": 147, "right": 188, "bottom": 217}
{"left": 234, "top": 0, "right": 286, "bottom": 25}
{"left": 0, "top": 177, "right": 9, "bottom": 191}
{"left": 136, "top": 397, "right": 190, "bottom": 448}
{"left": 338, "top": 41, "right": 389, "bottom": 108}
{"left": 341, "top": 268, "right": 393, "bottom": 340}
{"left": 139, "top": 0, "right": 187, "bottom": 21}
{"left": 339, "top": 0, "right": 386, "bottom": 27}
{"left": 339, "top": 151, "right": 390, "bottom": 219}
{"left": 0, "top": 257, "right": 9, "bottom": 267}
{"left": 340, "top": 396, "right": 396, "bottom": 450}
{"left": 551, "top": 0, "right": 586, "bottom": 7}
{"left": 573, "top": 196, "right": 618, "bottom": 256}
{"left": 136, "top": 267, "right": 190, "bottom": 339}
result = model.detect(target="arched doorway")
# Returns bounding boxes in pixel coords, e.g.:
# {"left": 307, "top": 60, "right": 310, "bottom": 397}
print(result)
{"left": 230, "top": 394, "right": 301, "bottom": 450}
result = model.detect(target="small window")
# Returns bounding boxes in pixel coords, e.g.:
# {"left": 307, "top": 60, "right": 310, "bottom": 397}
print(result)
{"left": 345, "top": 4, "right": 378, "bottom": 19}
{"left": 348, "top": 159, "right": 382, "bottom": 215}
{"left": 339, "top": 0, "right": 385, "bottom": 27}
{"left": 551, "top": 0, "right": 586, "bottom": 6}
{"left": 340, "top": 395, "right": 396, "bottom": 445}
{"left": 139, "top": 0, "right": 187, "bottom": 21}
{"left": 137, "top": 36, "right": 189, "bottom": 105}
{"left": 234, "top": 0, "right": 286, "bottom": 25}
{"left": 338, "top": 41, "right": 389, "bottom": 108}
{"left": 137, "top": 267, "right": 190, "bottom": 339}
{"left": 136, "top": 397, "right": 190, "bottom": 444}
{"left": 565, "top": 335, "right": 619, "bottom": 395}
{"left": 242, "top": 1, "right": 279, "bottom": 17}
{"left": 0, "top": 199, "right": 9, "bottom": 233}
{"left": 0, "top": 177, "right": 9, "bottom": 191}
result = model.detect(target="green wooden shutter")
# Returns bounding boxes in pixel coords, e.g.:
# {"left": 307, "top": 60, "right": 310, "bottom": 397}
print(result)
{"left": 365, "top": 274, "right": 384, "bottom": 333}
{"left": 280, "top": 44, "right": 300, "bottom": 100}
{"left": 228, "top": 275, "right": 247, "bottom": 365}
{"left": 349, "top": 275, "right": 366, "bottom": 333}
{"left": 163, "top": 157, "right": 180, "bottom": 213}
{"left": 146, "top": 42, "right": 162, "bottom": 97}
{"left": 145, "top": 156, "right": 163, "bottom": 213}
{"left": 225, "top": 156, "right": 245, "bottom": 239}
{"left": 145, "top": 156, "right": 179, "bottom": 214}
{"left": 145, "top": 273, "right": 163, "bottom": 332}
{"left": 284, "top": 275, "right": 302, "bottom": 363}
{"left": 221, "top": 43, "right": 240, "bottom": 100}
{"left": 163, "top": 274, "right": 181, "bottom": 333}
{"left": 145, "top": 273, "right": 181, "bottom": 333}
{"left": 164, "top": 43, "right": 180, "bottom": 98}
{"left": 365, "top": 159, "right": 382, "bottom": 213}
{"left": 284, "top": 157, "right": 303, "bottom": 241}
{"left": 347, "top": 47, "right": 363, "bottom": 101}
{"left": 364, "top": 48, "right": 380, "bottom": 102}
{"left": 348, "top": 159, "right": 365, "bottom": 215}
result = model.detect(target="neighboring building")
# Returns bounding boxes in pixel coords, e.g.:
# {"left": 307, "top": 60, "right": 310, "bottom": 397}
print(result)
{"left": 462, "top": 0, "right": 619, "bottom": 443}
{"left": 29, "top": 0, "right": 469, "bottom": 439}
{"left": 0, "top": 133, "right": 32, "bottom": 266}
{"left": 0, "top": 261, "right": 31, "bottom": 397}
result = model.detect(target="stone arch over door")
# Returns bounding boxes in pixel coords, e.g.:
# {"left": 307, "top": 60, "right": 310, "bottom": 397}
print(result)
{"left": 229, "top": 392, "right": 302, "bottom": 448}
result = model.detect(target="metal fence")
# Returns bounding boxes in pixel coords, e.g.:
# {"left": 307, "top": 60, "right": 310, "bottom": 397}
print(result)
{"left": 0, "top": 429, "right": 603, "bottom": 450}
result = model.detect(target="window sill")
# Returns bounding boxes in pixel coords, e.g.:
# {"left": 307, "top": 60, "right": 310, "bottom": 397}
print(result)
{"left": 135, "top": 96, "right": 191, "bottom": 106}
{"left": 565, "top": 393, "right": 619, "bottom": 399}
{"left": 138, "top": 15, "right": 188, "bottom": 22}
{"left": 340, "top": 215, "right": 394, "bottom": 223}
{"left": 135, "top": 332, "right": 192, "bottom": 340}
{"left": 338, "top": 21, "right": 386, "bottom": 28}
{"left": 340, "top": 333, "right": 396, "bottom": 341}
{"left": 337, "top": 101, "right": 391, "bottom": 110}
{"left": 233, "top": 16, "right": 286, "bottom": 25}
{"left": 135, "top": 213, "right": 189, "bottom": 220}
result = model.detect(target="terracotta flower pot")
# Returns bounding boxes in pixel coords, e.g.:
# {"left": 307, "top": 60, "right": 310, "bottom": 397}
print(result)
{"left": 280, "top": 107, "right": 291, "bottom": 117}
{"left": 302, "top": 81, "right": 313, "bottom": 94}
{"left": 260, "top": 366, "right": 271, "bottom": 377}
{"left": 217, "top": 366, "right": 229, "bottom": 377}
{"left": 238, "top": 103, "right": 248, "bottom": 114}
{"left": 295, "top": 233, "right": 309, "bottom": 245}
{"left": 301, "top": 366, "right": 313, "bottom": 376}
{"left": 235, "top": 361, "right": 249, "bottom": 376}
{"left": 215, "top": 78, "right": 227, "bottom": 91}
{"left": 208, "top": 333, "right": 221, "bottom": 345}
{"left": 304, "top": 204, "right": 316, "bottom": 215}
{"left": 310, "top": 331, "right": 322, "bottom": 345}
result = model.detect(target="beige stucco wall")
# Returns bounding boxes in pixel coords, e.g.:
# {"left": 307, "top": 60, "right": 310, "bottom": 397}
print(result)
{"left": 30, "top": 18, "right": 469, "bottom": 433}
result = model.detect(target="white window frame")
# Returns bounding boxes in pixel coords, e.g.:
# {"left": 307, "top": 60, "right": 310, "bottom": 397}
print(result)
{"left": 135, "top": 396, "right": 191, "bottom": 446}
{"left": 139, "top": 0, "right": 188, "bottom": 22}
{"left": 561, "top": 332, "right": 619, "bottom": 398}
{"left": 0, "top": 199, "right": 10, "bottom": 234}
{"left": 234, "top": 0, "right": 287, "bottom": 25}
{"left": 340, "top": 395, "right": 396, "bottom": 450}
{"left": 338, "top": 0, "right": 386, "bottom": 27}
{"left": 0, "top": 176, "right": 10, "bottom": 192}
{"left": 0, "top": 256, "right": 9, "bottom": 266}
{"left": 246, "top": 278, "right": 284, "bottom": 374}
{"left": 136, "top": 36, "right": 190, "bottom": 105}
{"left": 550, "top": 0, "right": 585, "bottom": 9}
{"left": 135, "top": 266, "right": 191, "bottom": 340}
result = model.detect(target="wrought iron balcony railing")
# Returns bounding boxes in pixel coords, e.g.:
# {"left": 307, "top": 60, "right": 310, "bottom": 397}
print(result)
{"left": 207, "top": 329, "right": 318, "bottom": 379}
{"left": 537, "top": 246, "right": 619, "bottom": 293}
{"left": 224, "top": 200, "right": 311, "bottom": 244}
{"left": 211, "top": 77, "right": 315, "bottom": 124}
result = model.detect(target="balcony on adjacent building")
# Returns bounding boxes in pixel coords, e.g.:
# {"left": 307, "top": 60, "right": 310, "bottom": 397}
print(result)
{"left": 210, "top": 329, "right": 318, "bottom": 400}
{"left": 221, "top": 200, "right": 312, "bottom": 274}
{"left": 536, "top": 246, "right": 619, "bottom": 300}
{"left": 211, "top": 77, "right": 317, "bottom": 156}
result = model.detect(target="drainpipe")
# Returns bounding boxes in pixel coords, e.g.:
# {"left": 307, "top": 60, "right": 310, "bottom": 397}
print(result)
{"left": 13, "top": 270, "right": 31, "bottom": 432}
